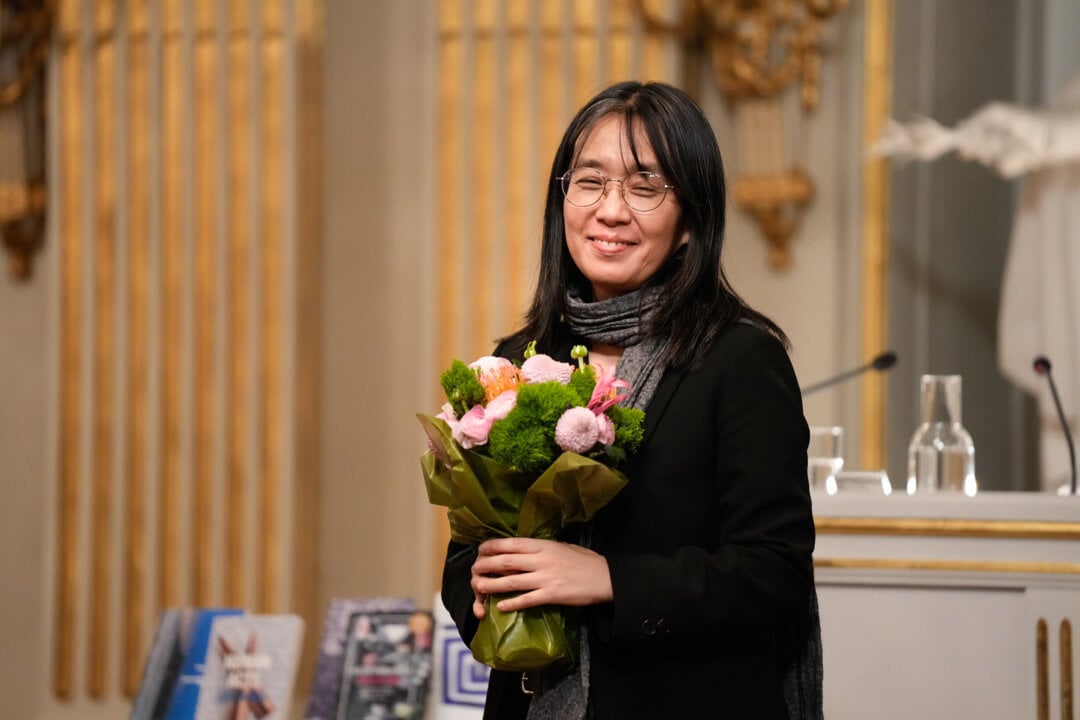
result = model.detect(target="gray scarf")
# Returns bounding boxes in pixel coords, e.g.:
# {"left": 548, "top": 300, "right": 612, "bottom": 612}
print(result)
{"left": 527, "top": 286, "right": 667, "bottom": 720}
{"left": 562, "top": 286, "right": 668, "bottom": 410}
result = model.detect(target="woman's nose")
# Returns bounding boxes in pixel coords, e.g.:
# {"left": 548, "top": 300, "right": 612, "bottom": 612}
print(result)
{"left": 594, "top": 180, "right": 630, "bottom": 220}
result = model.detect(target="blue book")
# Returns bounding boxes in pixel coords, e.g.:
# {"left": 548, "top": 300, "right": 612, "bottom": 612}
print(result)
{"left": 130, "top": 608, "right": 195, "bottom": 720}
{"left": 162, "top": 607, "right": 244, "bottom": 720}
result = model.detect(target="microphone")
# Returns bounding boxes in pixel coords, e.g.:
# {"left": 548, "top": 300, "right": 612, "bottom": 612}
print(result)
{"left": 1033, "top": 356, "right": 1077, "bottom": 495}
{"left": 801, "top": 351, "right": 898, "bottom": 396}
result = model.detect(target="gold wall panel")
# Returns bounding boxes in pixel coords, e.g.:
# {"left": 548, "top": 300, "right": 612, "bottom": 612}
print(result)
{"left": 434, "top": 0, "right": 680, "bottom": 584}
{"left": 859, "top": 0, "right": 892, "bottom": 469}
{"left": 52, "top": 0, "right": 321, "bottom": 700}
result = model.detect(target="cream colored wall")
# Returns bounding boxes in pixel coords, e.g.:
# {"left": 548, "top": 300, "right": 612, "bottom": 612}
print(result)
{"left": 319, "top": 0, "right": 440, "bottom": 608}
{"left": 0, "top": 247, "right": 53, "bottom": 718}
{"left": 699, "top": 4, "right": 868, "bottom": 456}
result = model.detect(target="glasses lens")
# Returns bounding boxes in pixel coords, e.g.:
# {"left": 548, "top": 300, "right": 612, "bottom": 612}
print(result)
{"left": 562, "top": 169, "right": 605, "bottom": 207}
{"left": 623, "top": 172, "right": 668, "bottom": 212}
{"left": 560, "top": 169, "right": 670, "bottom": 211}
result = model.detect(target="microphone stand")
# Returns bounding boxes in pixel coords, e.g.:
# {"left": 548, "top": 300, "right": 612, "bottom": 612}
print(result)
{"left": 802, "top": 352, "right": 898, "bottom": 397}
{"left": 1034, "top": 356, "right": 1077, "bottom": 495}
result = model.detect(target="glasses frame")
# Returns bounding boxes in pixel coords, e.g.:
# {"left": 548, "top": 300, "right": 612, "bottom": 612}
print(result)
{"left": 558, "top": 167, "right": 677, "bottom": 213}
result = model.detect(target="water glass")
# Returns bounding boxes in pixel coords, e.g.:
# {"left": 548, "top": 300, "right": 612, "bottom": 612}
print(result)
{"left": 808, "top": 425, "right": 844, "bottom": 491}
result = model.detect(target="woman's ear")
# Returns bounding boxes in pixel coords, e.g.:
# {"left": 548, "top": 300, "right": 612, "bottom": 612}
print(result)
{"left": 679, "top": 227, "right": 690, "bottom": 247}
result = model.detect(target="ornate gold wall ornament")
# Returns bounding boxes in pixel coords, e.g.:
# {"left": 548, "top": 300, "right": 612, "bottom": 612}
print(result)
{"left": 731, "top": 166, "right": 813, "bottom": 269}
{"left": 634, "top": 0, "right": 849, "bottom": 269}
{"left": 0, "top": 0, "right": 53, "bottom": 280}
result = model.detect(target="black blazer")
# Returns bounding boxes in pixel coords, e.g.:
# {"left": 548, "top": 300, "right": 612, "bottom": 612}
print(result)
{"left": 443, "top": 321, "right": 815, "bottom": 719}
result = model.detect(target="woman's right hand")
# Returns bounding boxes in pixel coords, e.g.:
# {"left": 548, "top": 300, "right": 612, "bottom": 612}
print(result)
{"left": 469, "top": 537, "right": 613, "bottom": 619}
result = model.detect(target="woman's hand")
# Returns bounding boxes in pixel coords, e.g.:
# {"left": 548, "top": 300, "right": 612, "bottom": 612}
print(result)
{"left": 470, "top": 537, "right": 613, "bottom": 619}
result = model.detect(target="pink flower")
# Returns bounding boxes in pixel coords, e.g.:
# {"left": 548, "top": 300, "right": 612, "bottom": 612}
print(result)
{"left": 596, "top": 412, "right": 615, "bottom": 446}
{"left": 484, "top": 390, "right": 518, "bottom": 422}
{"left": 555, "top": 406, "right": 600, "bottom": 454}
{"left": 455, "top": 406, "right": 489, "bottom": 449}
{"left": 521, "top": 354, "right": 574, "bottom": 385}
{"left": 436, "top": 403, "right": 458, "bottom": 424}
{"left": 454, "top": 390, "right": 517, "bottom": 449}
{"left": 588, "top": 373, "right": 631, "bottom": 414}
{"left": 469, "top": 355, "right": 513, "bottom": 376}
{"left": 431, "top": 403, "right": 459, "bottom": 452}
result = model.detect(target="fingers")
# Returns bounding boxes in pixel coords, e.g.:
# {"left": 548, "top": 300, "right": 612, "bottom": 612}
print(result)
{"left": 472, "top": 592, "right": 487, "bottom": 620}
{"left": 467, "top": 540, "right": 614, "bottom": 610}
{"left": 477, "top": 536, "right": 544, "bottom": 556}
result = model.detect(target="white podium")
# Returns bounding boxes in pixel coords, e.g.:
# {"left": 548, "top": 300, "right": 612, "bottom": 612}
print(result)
{"left": 813, "top": 491, "right": 1080, "bottom": 720}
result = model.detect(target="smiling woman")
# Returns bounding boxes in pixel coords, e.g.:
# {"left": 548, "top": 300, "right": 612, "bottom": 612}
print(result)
{"left": 560, "top": 115, "right": 687, "bottom": 303}
{"left": 441, "top": 81, "right": 821, "bottom": 720}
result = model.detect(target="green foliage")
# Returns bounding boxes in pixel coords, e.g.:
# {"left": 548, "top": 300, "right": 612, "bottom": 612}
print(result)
{"left": 608, "top": 405, "right": 645, "bottom": 455}
{"left": 441, "top": 359, "right": 486, "bottom": 416}
{"left": 487, "top": 381, "right": 578, "bottom": 473}
{"left": 566, "top": 365, "right": 596, "bottom": 404}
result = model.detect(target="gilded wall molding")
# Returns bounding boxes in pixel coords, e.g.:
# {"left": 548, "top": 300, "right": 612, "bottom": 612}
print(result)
{"left": 816, "top": 516, "right": 1080, "bottom": 540}
{"left": 816, "top": 557, "right": 1080, "bottom": 576}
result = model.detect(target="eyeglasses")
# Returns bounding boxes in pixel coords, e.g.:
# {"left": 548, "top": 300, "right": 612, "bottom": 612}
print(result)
{"left": 559, "top": 168, "right": 675, "bottom": 213}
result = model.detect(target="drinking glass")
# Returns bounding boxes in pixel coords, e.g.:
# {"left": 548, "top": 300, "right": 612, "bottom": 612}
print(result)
{"left": 808, "top": 426, "right": 844, "bottom": 492}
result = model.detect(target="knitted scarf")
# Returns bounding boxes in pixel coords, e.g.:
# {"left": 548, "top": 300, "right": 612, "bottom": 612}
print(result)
{"left": 526, "top": 286, "right": 666, "bottom": 720}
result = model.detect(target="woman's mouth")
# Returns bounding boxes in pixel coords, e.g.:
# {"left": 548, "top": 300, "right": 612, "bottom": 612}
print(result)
{"left": 590, "top": 236, "right": 635, "bottom": 251}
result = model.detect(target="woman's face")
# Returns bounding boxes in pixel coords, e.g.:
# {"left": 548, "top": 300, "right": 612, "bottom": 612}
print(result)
{"left": 563, "top": 114, "right": 686, "bottom": 301}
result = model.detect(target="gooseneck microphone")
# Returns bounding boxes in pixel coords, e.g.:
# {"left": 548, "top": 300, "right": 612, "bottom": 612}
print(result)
{"left": 1033, "top": 356, "right": 1077, "bottom": 495}
{"left": 801, "top": 351, "right": 899, "bottom": 396}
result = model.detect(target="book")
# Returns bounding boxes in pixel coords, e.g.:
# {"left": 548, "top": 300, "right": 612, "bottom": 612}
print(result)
{"left": 130, "top": 608, "right": 196, "bottom": 720}
{"left": 162, "top": 608, "right": 245, "bottom": 720}
{"left": 336, "top": 609, "right": 434, "bottom": 720}
{"left": 431, "top": 595, "right": 489, "bottom": 717}
{"left": 302, "top": 597, "right": 417, "bottom": 720}
{"left": 192, "top": 613, "right": 306, "bottom": 720}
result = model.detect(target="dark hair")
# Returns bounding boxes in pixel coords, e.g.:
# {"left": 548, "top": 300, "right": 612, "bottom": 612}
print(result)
{"left": 508, "top": 81, "right": 788, "bottom": 369}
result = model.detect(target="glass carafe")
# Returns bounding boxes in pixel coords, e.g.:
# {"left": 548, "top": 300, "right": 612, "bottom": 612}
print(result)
{"left": 906, "top": 374, "right": 977, "bottom": 496}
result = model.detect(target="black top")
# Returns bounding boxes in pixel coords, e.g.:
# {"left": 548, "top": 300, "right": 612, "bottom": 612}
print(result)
{"left": 442, "top": 321, "right": 814, "bottom": 719}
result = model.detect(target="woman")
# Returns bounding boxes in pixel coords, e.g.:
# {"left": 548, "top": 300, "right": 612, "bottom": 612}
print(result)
{"left": 442, "top": 81, "right": 820, "bottom": 719}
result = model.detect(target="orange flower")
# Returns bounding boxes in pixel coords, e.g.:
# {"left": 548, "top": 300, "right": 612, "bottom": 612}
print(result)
{"left": 469, "top": 356, "right": 522, "bottom": 402}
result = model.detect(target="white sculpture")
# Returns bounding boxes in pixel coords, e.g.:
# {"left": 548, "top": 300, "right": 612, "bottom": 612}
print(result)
{"left": 875, "top": 72, "right": 1080, "bottom": 492}
{"left": 873, "top": 75, "right": 1080, "bottom": 178}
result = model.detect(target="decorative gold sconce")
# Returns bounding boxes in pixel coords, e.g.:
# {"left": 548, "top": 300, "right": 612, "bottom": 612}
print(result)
{"left": 0, "top": 0, "right": 53, "bottom": 281}
{"left": 636, "top": 0, "right": 848, "bottom": 269}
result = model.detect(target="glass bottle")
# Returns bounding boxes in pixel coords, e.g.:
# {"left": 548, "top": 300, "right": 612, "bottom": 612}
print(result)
{"left": 906, "top": 374, "right": 977, "bottom": 496}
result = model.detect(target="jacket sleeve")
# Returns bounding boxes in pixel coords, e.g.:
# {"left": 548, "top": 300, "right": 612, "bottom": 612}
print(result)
{"left": 441, "top": 541, "right": 480, "bottom": 644}
{"left": 596, "top": 327, "right": 814, "bottom": 647}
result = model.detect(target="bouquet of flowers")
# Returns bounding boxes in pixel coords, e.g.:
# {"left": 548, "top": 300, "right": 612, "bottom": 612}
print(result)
{"left": 418, "top": 342, "right": 644, "bottom": 673}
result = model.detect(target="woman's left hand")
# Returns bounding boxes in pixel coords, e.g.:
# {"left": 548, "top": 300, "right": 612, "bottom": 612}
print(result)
{"left": 470, "top": 537, "right": 613, "bottom": 617}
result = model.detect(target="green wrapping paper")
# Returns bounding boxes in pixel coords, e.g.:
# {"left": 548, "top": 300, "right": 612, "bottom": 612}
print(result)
{"left": 418, "top": 414, "right": 629, "bottom": 672}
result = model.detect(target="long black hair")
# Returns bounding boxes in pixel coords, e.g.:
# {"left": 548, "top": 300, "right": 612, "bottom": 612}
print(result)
{"left": 508, "top": 81, "right": 788, "bottom": 369}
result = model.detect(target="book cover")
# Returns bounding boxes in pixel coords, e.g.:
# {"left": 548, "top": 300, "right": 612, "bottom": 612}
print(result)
{"left": 431, "top": 595, "right": 488, "bottom": 718}
{"left": 192, "top": 613, "right": 306, "bottom": 720}
{"left": 302, "top": 597, "right": 417, "bottom": 720}
{"left": 162, "top": 607, "right": 245, "bottom": 720}
{"left": 336, "top": 609, "right": 434, "bottom": 720}
{"left": 130, "top": 607, "right": 197, "bottom": 720}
